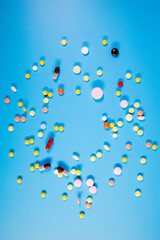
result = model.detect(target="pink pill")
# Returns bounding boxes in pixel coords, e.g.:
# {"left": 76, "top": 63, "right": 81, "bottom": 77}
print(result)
{"left": 120, "top": 100, "right": 128, "bottom": 108}
{"left": 86, "top": 178, "right": 94, "bottom": 187}
{"left": 89, "top": 185, "right": 97, "bottom": 194}
{"left": 91, "top": 87, "right": 103, "bottom": 100}
{"left": 74, "top": 178, "right": 82, "bottom": 188}
{"left": 114, "top": 167, "right": 122, "bottom": 176}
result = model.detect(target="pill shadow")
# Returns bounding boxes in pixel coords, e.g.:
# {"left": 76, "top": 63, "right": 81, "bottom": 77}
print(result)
{"left": 120, "top": 95, "right": 129, "bottom": 102}
{"left": 114, "top": 163, "right": 122, "bottom": 170}
{"left": 73, "top": 152, "right": 80, "bottom": 159}
{"left": 111, "top": 42, "right": 120, "bottom": 57}
{"left": 102, "top": 35, "right": 108, "bottom": 42}
{"left": 45, "top": 132, "right": 55, "bottom": 153}
{"left": 76, "top": 164, "right": 83, "bottom": 171}
{"left": 57, "top": 161, "right": 69, "bottom": 172}
{"left": 40, "top": 56, "right": 45, "bottom": 63}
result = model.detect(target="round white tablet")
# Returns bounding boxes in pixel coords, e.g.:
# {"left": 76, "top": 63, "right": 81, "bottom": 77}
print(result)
{"left": 33, "top": 65, "right": 38, "bottom": 71}
{"left": 81, "top": 47, "right": 89, "bottom": 55}
{"left": 102, "top": 116, "right": 107, "bottom": 122}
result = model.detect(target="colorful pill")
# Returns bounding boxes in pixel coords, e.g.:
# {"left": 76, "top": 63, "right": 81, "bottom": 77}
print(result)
{"left": 53, "top": 67, "right": 60, "bottom": 80}
{"left": 39, "top": 163, "right": 51, "bottom": 171}
{"left": 45, "top": 137, "right": 54, "bottom": 150}
{"left": 57, "top": 166, "right": 69, "bottom": 176}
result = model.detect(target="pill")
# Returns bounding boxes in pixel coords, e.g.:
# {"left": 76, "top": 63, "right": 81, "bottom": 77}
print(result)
{"left": 48, "top": 92, "right": 53, "bottom": 98}
{"left": 102, "top": 39, "right": 108, "bottom": 45}
{"left": 104, "top": 122, "right": 110, "bottom": 129}
{"left": 40, "top": 60, "right": 45, "bottom": 66}
{"left": 21, "top": 115, "right": 26, "bottom": 122}
{"left": 39, "top": 163, "right": 51, "bottom": 171}
{"left": 5, "top": 97, "right": 10, "bottom": 104}
{"left": 62, "top": 193, "right": 67, "bottom": 200}
{"left": 97, "top": 69, "right": 103, "bottom": 76}
{"left": 86, "top": 178, "right": 94, "bottom": 187}
{"left": 35, "top": 163, "right": 40, "bottom": 168}
{"left": 23, "top": 107, "right": 27, "bottom": 112}
{"left": 133, "top": 125, "right": 139, "bottom": 132}
{"left": 114, "top": 166, "right": 122, "bottom": 175}
{"left": 125, "top": 72, "right": 132, "bottom": 79}
{"left": 137, "top": 174, "right": 143, "bottom": 181}
{"left": 126, "top": 143, "right": 132, "bottom": 150}
{"left": 152, "top": 144, "right": 157, "bottom": 150}
{"left": 73, "top": 153, "right": 79, "bottom": 161}
{"left": 104, "top": 144, "right": 110, "bottom": 151}
{"left": 102, "top": 115, "right": 107, "bottom": 122}
{"left": 111, "top": 48, "right": 119, "bottom": 56}
{"left": 42, "top": 106, "right": 48, "bottom": 113}
{"left": 57, "top": 172, "right": 63, "bottom": 178}
{"left": 90, "top": 154, "right": 96, "bottom": 162}
{"left": 41, "top": 123, "right": 46, "bottom": 130}
{"left": 83, "top": 75, "right": 89, "bottom": 82}
{"left": 30, "top": 165, "right": 35, "bottom": 171}
{"left": 9, "top": 150, "right": 14, "bottom": 157}
{"left": 135, "top": 189, "right": 141, "bottom": 197}
{"left": 89, "top": 185, "right": 97, "bottom": 194}
{"left": 79, "top": 211, "right": 85, "bottom": 219}
{"left": 8, "top": 125, "right": 14, "bottom": 132}
{"left": 136, "top": 77, "right": 141, "bottom": 83}
{"left": 117, "top": 121, "right": 123, "bottom": 127}
{"left": 30, "top": 110, "right": 35, "bottom": 117}
{"left": 67, "top": 183, "right": 73, "bottom": 190}
{"left": 138, "top": 116, "right": 145, "bottom": 121}
{"left": 138, "top": 110, "right": 144, "bottom": 116}
{"left": 18, "top": 101, "right": 23, "bottom": 107}
{"left": 112, "top": 133, "right": 118, "bottom": 139}
{"left": 110, "top": 123, "right": 115, "bottom": 128}
{"left": 61, "top": 39, "right": 67, "bottom": 46}
{"left": 43, "top": 90, "right": 48, "bottom": 96}
{"left": 112, "top": 126, "right": 118, "bottom": 132}
{"left": 71, "top": 168, "right": 76, "bottom": 175}
{"left": 140, "top": 157, "right": 146, "bottom": 164}
{"left": 122, "top": 156, "right": 127, "bottom": 163}
{"left": 75, "top": 89, "right": 81, "bottom": 95}
{"left": 43, "top": 97, "right": 49, "bottom": 104}
{"left": 34, "top": 150, "right": 39, "bottom": 156}
{"left": 116, "top": 90, "right": 121, "bottom": 96}
{"left": 17, "top": 176, "right": 22, "bottom": 184}
{"left": 74, "top": 178, "right": 82, "bottom": 188}
{"left": 54, "top": 169, "right": 58, "bottom": 175}
{"left": 86, "top": 202, "right": 91, "bottom": 209}
{"left": 81, "top": 46, "right": 89, "bottom": 55}
{"left": 25, "top": 139, "right": 30, "bottom": 145}
{"left": 137, "top": 129, "right": 143, "bottom": 136}
{"left": 33, "top": 65, "right": 38, "bottom": 71}
{"left": 38, "top": 131, "right": 43, "bottom": 138}
{"left": 146, "top": 141, "right": 152, "bottom": 148}
{"left": 77, "top": 197, "right": 80, "bottom": 204}
{"left": 57, "top": 166, "right": 69, "bottom": 176}
{"left": 58, "top": 88, "right": 64, "bottom": 95}
{"left": 53, "top": 67, "right": 60, "bottom": 80}
{"left": 73, "top": 65, "right": 81, "bottom": 74}
{"left": 41, "top": 191, "right": 46, "bottom": 198}
{"left": 109, "top": 178, "right": 115, "bottom": 186}
{"left": 54, "top": 126, "right": 59, "bottom": 131}
{"left": 59, "top": 126, "right": 64, "bottom": 132}
{"left": 120, "top": 100, "right": 128, "bottom": 108}
{"left": 91, "top": 87, "right": 103, "bottom": 100}
{"left": 129, "top": 107, "right": 135, "bottom": 114}
{"left": 11, "top": 84, "right": 17, "bottom": 92}
{"left": 15, "top": 115, "right": 20, "bottom": 123}
{"left": 126, "top": 114, "right": 133, "bottom": 122}
{"left": 76, "top": 170, "right": 81, "bottom": 176}
{"left": 118, "top": 81, "right": 123, "bottom": 87}
{"left": 30, "top": 138, "right": 34, "bottom": 144}
{"left": 96, "top": 151, "right": 102, "bottom": 158}
{"left": 134, "top": 102, "right": 140, "bottom": 108}
{"left": 87, "top": 196, "right": 93, "bottom": 203}
{"left": 25, "top": 73, "right": 30, "bottom": 79}
{"left": 46, "top": 138, "right": 54, "bottom": 150}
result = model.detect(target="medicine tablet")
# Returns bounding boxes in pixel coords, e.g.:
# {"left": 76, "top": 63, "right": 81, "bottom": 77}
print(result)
{"left": 122, "top": 157, "right": 127, "bottom": 163}
{"left": 91, "top": 87, "right": 103, "bottom": 100}
{"left": 15, "top": 115, "right": 20, "bottom": 123}
{"left": 73, "top": 154, "right": 79, "bottom": 161}
{"left": 54, "top": 169, "right": 58, "bottom": 175}
{"left": 129, "top": 108, "right": 135, "bottom": 114}
{"left": 75, "top": 89, "right": 81, "bottom": 95}
{"left": 117, "top": 121, "right": 123, "bottom": 127}
{"left": 17, "top": 177, "right": 22, "bottom": 184}
{"left": 30, "top": 110, "right": 35, "bottom": 117}
{"left": 126, "top": 114, "right": 133, "bottom": 122}
{"left": 118, "top": 81, "right": 123, "bottom": 87}
{"left": 11, "top": 84, "right": 17, "bottom": 92}
{"left": 18, "top": 101, "right": 23, "bottom": 107}
{"left": 35, "top": 163, "right": 39, "bottom": 168}
{"left": 25, "top": 73, "right": 30, "bottom": 79}
{"left": 112, "top": 133, "right": 118, "bottom": 139}
{"left": 136, "top": 77, "right": 141, "bottom": 83}
{"left": 34, "top": 150, "right": 39, "bottom": 156}
{"left": 58, "top": 88, "right": 64, "bottom": 95}
{"left": 76, "top": 170, "right": 81, "bottom": 176}
{"left": 89, "top": 185, "right": 97, "bottom": 194}
{"left": 5, "top": 97, "right": 10, "bottom": 104}
{"left": 57, "top": 172, "right": 63, "bottom": 178}
{"left": 97, "top": 69, "right": 103, "bottom": 76}
{"left": 86, "top": 202, "right": 91, "bottom": 209}
{"left": 104, "top": 144, "right": 110, "bottom": 151}
{"left": 54, "top": 126, "right": 59, "bottom": 131}
{"left": 152, "top": 144, "right": 158, "bottom": 150}
{"left": 83, "top": 75, "right": 89, "bottom": 82}
{"left": 81, "top": 46, "right": 89, "bottom": 55}
{"left": 73, "top": 65, "right": 81, "bottom": 74}
{"left": 137, "top": 129, "right": 143, "bottom": 136}
{"left": 116, "top": 91, "right": 121, "bottom": 96}
{"left": 120, "top": 100, "right": 128, "bottom": 108}
{"left": 114, "top": 166, "right": 122, "bottom": 175}
{"left": 90, "top": 155, "right": 96, "bottom": 162}
{"left": 109, "top": 178, "right": 115, "bottom": 186}
{"left": 38, "top": 131, "right": 43, "bottom": 138}
{"left": 104, "top": 122, "right": 110, "bottom": 129}
{"left": 140, "top": 157, "right": 146, "bottom": 164}
{"left": 40, "top": 60, "right": 45, "bottom": 66}
{"left": 21, "top": 116, "right": 26, "bottom": 122}
{"left": 30, "top": 166, "right": 35, "bottom": 171}
{"left": 33, "top": 65, "right": 38, "bottom": 71}
{"left": 71, "top": 168, "right": 76, "bottom": 175}
{"left": 41, "top": 191, "right": 46, "bottom": 198}
{"left": 48, "top": 92, "right": 53, "bottom": 98}
{"left": 134, "top": 102, "right": 140, "bottom": 108}
{"left": 86, "top": 178, "right": 94, "bottom": 187}
{"left": 135, "top": 189, "right": 141, "bottom": 197}
{"left": 8, "top": 125, "right": 14, "bottom": 132}
{"left": 126, "top": 143, "right": 132, "bottom": 150}
{"left": 43, "top": 97, "right": 49, "bottom": 104}
{"left": 67, "top": 183, "right": 73, "bottom": 190}
{"left": 79, "top": 212, "right": 85, "bottom": 219}
{"left": 133, "top": 125, "right": 139, "bottom": 132}
{"left": 102, "top": 115, "right": 107, "bottom": 122}
{"left": 112, "top": 126, "right": 118, "bottom": 133}
{"left": 41, "top": 123, "right": 46, "bottom": 130}
{"left": 111, "top": 48, "right": 119, "bottom": 56}
{"left": 125, "top": 73, "right": 132, "bottom": 79}
{"left": 74, "top": 178, "right": 82, "bottom": 188}
{"left": 137, "top": 174, "right": 143, "bottom": 181}
{"left": 59, "top": 126, "right": 64, "bottom": 132}
{"left": 102, "top": 40, "right": 108, "bottom": 45}
{"left": 42, "top": 106, "right": 48, "bottom": 113}
{"left": 87, "top": 196, "right": 93, "bottom": 203}
{"left": 138, "top": 110, "right": 144, "bottom": 116}
{"left": 61, "top": 39, "right": 67, "bottom": 46}
{"left": 146, "top": 141, "right": 152, "bottom": 148}
{"left": 9, "top": 151, "right": 14, "bottom": 157}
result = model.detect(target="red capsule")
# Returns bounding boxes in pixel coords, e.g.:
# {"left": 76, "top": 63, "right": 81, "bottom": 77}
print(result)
{"left": 46, "top": 138, "right": 54, "bottom": 150}
{"left": 53, "top": 67, "right": 60, "bottom": 80}
{"left": 39, "top": 163, "right": 51, "bottom": 171}
{"left": 57, "top": 166, "right": 69, "bottom": 176}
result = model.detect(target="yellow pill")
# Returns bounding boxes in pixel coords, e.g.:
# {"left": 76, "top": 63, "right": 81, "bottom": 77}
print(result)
{"left": 67, "top": 184, "right": 73, "bottom": 190}
{"left": 76, "top": 170, "right": 81, "bottom": 176}
{"left": 136, "top": 77, "right": 141, "bottom": 83}
{"left": 38, "top": 131, "right": 43, "bottom": 138}
{"left": 87, "top": 197, "right": 93, "bottom": 203}
{"left": 152, "top": 144, "right": 157, "bottom": 150}
{"left": 30, "top": 110, "right": 35, "bottom": 117}
{"left": 137, "top": 174, "right": 143, "bottom": 181}
{"left": 61, "top": 39, "right": 67, "bottom": 46}
{"left": 57, "top": 172, "right": 63, "bottom": 178}
{"left": 83, "top": 75, "right": 89, "bottom": 82}
{"left": 126, "top": 114, "right": 133, "bottom": 122}
{"left": 43, "top": 97, "right": 49, "bottom": 104}
{"left": 129, "top": 108, "right": 135, "bottom": 114}
{"left": 9, "top": 151, "right": 14, "bottom": 157}
{"left": 25, "top": 139, "right": 30, "bottom": 145}
{"left": 35, "top": 163, "right": 39, "bottom": 168}
{"left": 59, "top": 126, "right": 64, "bottom": 132}
{"left": 75, "top": 89, "right": 81, "bottom": 95}
{"left": 112, "top": 126, "right": 118, "bottom": 133}
{"left": 102, "top": 40, "right": 108, "bottom": 45}
{"left": 25, "top": 73, "right": 30, "bottom": 79}
{"left": 29, "top": 138, "right": 34, "bottom": 144}
{"left": 110, "top": 123, "right": 115, "bottom": 128}
{"left": 18, "top": 101, "right": 23, "bottom": 107}
{"left": 135, "top": 190, "right": 141, "bottom": 197}
{"left": 96, "top": 151, "right": 102, "bottom": 158}
{"left": 8, "top": 125, "right": 14, "bottom": 132}
{"left": 17, "top": 178, "right": 22, "bottom": 184}
{"left": 30, "top": 166, "right": 35, "bottom": 171}
{"left": 134, "top": 102, "right": 140, "bottom": 108}
{"left": 97, "top": 69, "right": 103, "bottom": 76}
{"left": 122, "top": 157, "right": 127, "bottom": 163}
{"left": 41, "top": 192, "right": 46, "bottom": 198}
{"left": 43, "top": 90, "right": 48, "bottom": 96}
{"left": 79, "top": 212, "right": 85, "bottom": 219}
{"left": 133, "top": 125, "right": 139, "bottom": 132}
{"left": 48, "top": 92, "right": 53, "bottom": 98}
{"left": 116, "top": 91, "right": 121, "bottom": 96}
{"left": 90, "top": 155, "right": 96, "bottom": 162}
{"left": 71, "top": 168, "right": 76, "bottom": 175}
{"left": 73, "top": 66, "right": 81, "bottom": 74}
{"left": 62, "top": 194, "right": 67, "bottom": 200}
{"left": 54, "top": 126, "right": 59, "bottom": 131}
{"left": 140, "top": 157, "right": 146, "bottom": 164}
{"left": 125, "top": 72, "right": 132, "bottom": 79}
{"left": 138, "top": 129, "right": 143, "bottom": 136}
{"left": 34, "top": 150, "right": 39, "bottom": 156}
{"left": 117, "top": 121, "right": 123, "bottom": 127}
{"left": 40, "top": 60, "right": 45, "bottom": 66}
{"left": 23, "top": 107, "right": 27, "bottom": 112}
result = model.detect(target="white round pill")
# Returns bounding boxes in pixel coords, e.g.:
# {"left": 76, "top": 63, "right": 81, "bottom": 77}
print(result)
{"left": 33, "top": 65, "right": 38, "bottom": 71}
{"left": 102, "top": 116, "right": 107, "bottom": 122}
{"left": 81, "top": 47, "right": 89, "bottom": 55}
{"left": 112, "top": 133, "right": 118, "bottom": 139}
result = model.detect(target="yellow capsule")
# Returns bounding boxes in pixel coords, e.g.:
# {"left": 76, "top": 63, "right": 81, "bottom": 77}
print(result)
{"left": 67, "top": 184, "right": 73, "bottom": 190}
{"left": 35, "top": 163, "right": 39, "bottom": 168}
{"left": 30, "top": 166, "right": 35, "bottom": 171}
{"left": 71, "top": 168, "right": 76, "bottom": 175}
{"left": 8, "top": 125, "right": 14, "bottom": 132}
{"left": 17, "top": 178, "right": 22, "bottom": 184}
{"left": 122, "top": 157, "right": 127, "bottom": 163}
{"left": 110, "top": 122, "right": 115, "bottom": 128}
{"left": 102, "top": 40, "right": 108, "bottom": 45}
{"left": 133, "top": 125, "right": 139, "bottom": 132}
{"left": 9, "top": 151, "right": 14, "bottom": 157}
{"left": 54, "top": 126, "right": 59, "bottom": 131}
{"left": 134, "top": 102, "right": 140, "bottom": 108}
{"left": 34, "top": 150, "right": 39, "bottom": 156}
{"left": 38, "top": 131, "right": 44, "bottom": 138}
{"left": 57, "top": 172, "right": 63, "bottom": 178}
{"left": 43, "top": 97, "right": 49, "bottom": 104}
{"left": 41, "top": 191, "right": 46, "bottom": 198}
{"left": 61, "top": 39, "right": 67, "bottom": 46}
{"left": 30, "top": 110, "right": 35, "bottom": 117}
{"left": 135, "top": 190, "right": 141, "bottom": 197}
{"left": 129, "top": 108, "right": 135, "bottom": 114}
{"left": 83, "top": 75, "right": 89, "bottom": 82}
{"left": 112, "top": 126, "right": 118, "bottom": 133}
{"left": 137, "top": 174, "right": 143, "bottom": 181}
{"left": 25, "top": 73, "right": 30, "bottom": 79}
{"left": 125, "top": 72, "right": 132, "bottom": 79}
{"left": 62, "top": 194, "right": 67, "bottom": 200}
{"left": 152, "top": 144, "right": 157, "bottom": 150}
{"left": 48, "top": 92, "right": 53, "bottom": 98}
{"left": 75, "top": 89, "right": 81, "bottom": 95}
{"left": 117, "top": 121, "right": 123, "bottom": 127}
{"left": 90, "top": 155, "right": 96, "bottom": 162}
{"left": 136, "top": 77, "right": 141, "bottom": 83}
{"left": 40, "top": 60, "right": 45, "bottom": 66}
{"left": 18, "top": 101, "right": 23, "bottom": 107}
{"left": 97, "top": 69, "right": 103, "bottom": 76}
{"left": 59, "top": 126, "right": 64, "bottom": 132}
{"left": 116, "top": 91, "right": 121, "bottom": 96}
{"left": 29, "top": 138, "right": 34, "bottom": 144}
{"left": 23, "top": 107, "right": 27, "bottom": 112}
{"left": 43, "top": 90, "right": 48, "bottom": 96}
{"left": 76, "top": 170, "right": 81, "bottom": 176}
{"left": 87, "top": 197, "right": 93, "bottom": 203}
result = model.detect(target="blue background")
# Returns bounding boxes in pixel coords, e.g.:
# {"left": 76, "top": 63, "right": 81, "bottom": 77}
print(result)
{"left": 0, "top": 0, "right": 160, "bottom": 239}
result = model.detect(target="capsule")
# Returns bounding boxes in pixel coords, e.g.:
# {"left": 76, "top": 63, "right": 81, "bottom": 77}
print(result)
{"left": 53, "top": 67, "right": 60, "bottom": 80}
{"left": 39, "top": 163, "right": 51, "bottom": 171}
{"left": 57, "top": 166, "right": 69, "bottom": 176}
{"left": 46, "top": 137, "right": 54, "bottom": 150}
{"left": 77, "top": 197, "right": 80, "bottom": 204}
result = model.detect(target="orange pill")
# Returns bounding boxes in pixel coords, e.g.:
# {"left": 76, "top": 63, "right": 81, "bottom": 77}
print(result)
{"left": 109, "top": 178, "right": 115, "bottom": 186}
{"left": 138, "top": 110, "right": 144, "bottom": 116}
{"left": 15, "top": 115, "right": 20, "bottom": 122}
{"left": 85, "top": 202, "right": 91, "bottom": 209}
{"left": 58, "top": 88, "right": 64, "bottom": 95}
{"left": 126, "top": 143, "right": 132, "bottom": 150}
{"left": 42, "top": 106, "right": 48, "bottom": 113}
{"left": 5, "top": 97, "right": 10, "bottom": 104}
{"left": 104, "top": 122, "right": 110, "bottom": 129}
{"left": 146, "top": 141, "right": 152, "bottom": 148}
{"left": 21, "top": 115, "right": 26, "bottom": 122}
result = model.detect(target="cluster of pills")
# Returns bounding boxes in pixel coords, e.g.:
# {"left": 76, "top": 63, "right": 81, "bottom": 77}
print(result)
{"left": 102, "top": 114, "right": 123, "bottom": 139}
{"left": 133, "top": 124, "right": 144, "bottom": 136}
{"left": 146, "top": 140, "right": 158, "bottom": 150}
{"left": 24, "top": 137, "right": 35, "bottom": 145}
{"left": 30, "top": 162, "right": 40, "bottom": 172}
{"left": 54, "top": 166, "right": 69, "bottom": 178}
{"left": 90, "top": 150, "right": 103, "bottom": 162}
{"left": 86, "top": 177, "right": 97, "bottom": 194}
{"left": 54, "top": 123, "right": 64, "bottom": 132}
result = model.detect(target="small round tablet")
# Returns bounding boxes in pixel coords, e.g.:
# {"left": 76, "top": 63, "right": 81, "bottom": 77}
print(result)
{"left": 136, "top": 77, "right": 141, "bottom": 83}
{"left": 137, "top": 129, "right": 143, "bottom": 136}
{"left": 133, "top": 125, "right": 139, "bottom": 132}
{"left": 116, "top": 91, "right": 121, "bottom": 96}
{"left": 90, "top": 155, "right": 96, "bottom": 162}
{"left": 73, "top": 154, "right": 79, "bottom": 161}
{"left": 83, "top": 75, "right": 89, "bottom": 82}
{"left": 74, "top": 178, "right": 82, "bottom": 188}
{"left": 146, "top": 141, "right": 152, "bottom": 148}
{"left": 112, "top": 133, "right": 118, "bottom": 139}
{"left": 11, "top": 85, "right": 17, "bottom": 92}
{"left": 134, "top": 102, "right": 140, "bottom": 108}
{"left": 33, "top": 65, "right": 38, "bottom": 71}
{"left": 86, "top": 178, "right": 94, "bottom": 187}
{"left": 97, "top": 69, "right": 103, "bottom": 76}
{"left": 61, "top": 39, "right": 67, "bottom": 46}
{"left": 87, "top": 196, "right": 93, "bottom": 203}
{"left": 41, "top": 191, "right": 46, "bottom": 198}
{"left": 81, "top": 46, "right": 89, "bottom": 55}
{"left": 73, "top": 65, "right": 81, "bottom": 74}
{"left": 120, "top": 100, "right": 128, "bottom": 108}
{"left": 117, "top": 121, "right": 123, "bottom": 127}
{"left": 140, "top": 157, "right": 146, "bottom": 164}
{"left": 40, "top": 60, "right": 45, "bottom": 66}
{"left": 126, "top": 114, "right": 133, "bottom": 122}
{"left": 126, "top": 143, "right": 132, "bottom": 150}
{"left": 89, "top": 185, "right": 97, "bottom": 194}
{"left": 86, "top": 202, "right": 91, "bottom": 209}
{"left": 135, "top": 189, "right": 141, "bottom": 197}
{"left": 102, "top": 40, "right": 108, "bottom": 45}
{"left": 102, "top": 115, "right": 107, "bottom": 122}
{"left": 91, "top": 87, "right": 103, "bottom": 100}
{"left": 41, "top": 123, "right": 46, "bottom": 130}
{"left": 137, "top": 174, "right": 143, "bottom": 181}
{"left": 104, "top": 122, "right": 110, "bottom": 129}
{"left": 109, "top": 178, "right": 115, "bottom": 186}
{"left": 152, "top": 144, "right": 158, "bottom": 150}
{"left": 114, "top": 166, "right": 122, "bottom": 175}
{"left": 79, "top": 211, "right": 85, "bottom": 219}
{"left": 125, "top": 73, "right": 132, "bottom": 79}
{"left": 42, "top": 106, "right": 48, "bottom": 113}
{"left": 67, "top": 183, "right": 73, "bottom": 190}
{"left": 4, "top": 97, "right": 10, "bottom": 104}
{"left": 62, "top": 193, "right": 67, "bottom": 200}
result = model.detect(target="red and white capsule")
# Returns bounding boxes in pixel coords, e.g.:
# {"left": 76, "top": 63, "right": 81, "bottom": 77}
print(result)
{"left": 53, "top": 67, "right": 60, "bottom": 80}
{"left": 57, "top": 166, "right": 69, "bottom": 176}
{"left": 39, "top": 163, "right": 51, "bottom": 171}
{"left": 46, "top": 137, "right": 54, "bottom": 150}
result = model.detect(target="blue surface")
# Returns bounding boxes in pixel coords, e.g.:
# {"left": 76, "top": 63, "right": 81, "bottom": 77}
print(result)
{"left": 0, "top": 1, "right": 160, "bottom": 239}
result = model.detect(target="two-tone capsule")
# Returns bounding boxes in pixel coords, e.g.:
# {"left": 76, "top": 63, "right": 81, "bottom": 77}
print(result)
{"left": 39, "top": 163, "right": 51, "bottom": 171}
{"left": 53, "top": 67, "right": 60, "bottom": 80}
{"left": 57, "top": 166, "right": 69, "bottom": 176}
